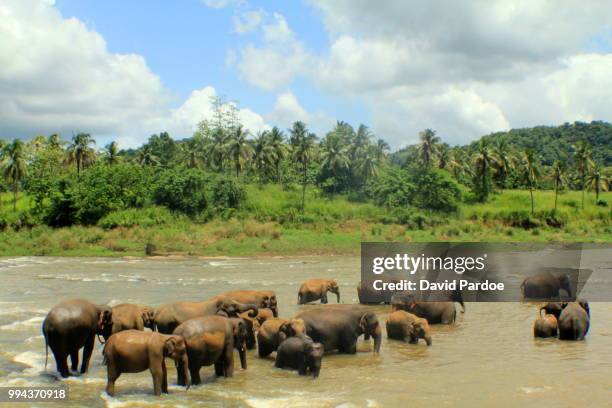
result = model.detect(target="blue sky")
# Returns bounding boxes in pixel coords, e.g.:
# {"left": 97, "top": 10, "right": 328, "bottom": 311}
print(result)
{"left": 1, "top": 0, "right": 611, "bottom": 148}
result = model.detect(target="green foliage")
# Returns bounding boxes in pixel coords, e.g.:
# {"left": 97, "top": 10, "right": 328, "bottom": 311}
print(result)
{"left": 367, "top": 166, "right": 414, "bottom": 208}
{"left": 412, "top": 169, "right": 461, "bottom": 212}
{"left": 98, "top": 206, "right": 175, "bottom": 229}
{"left": 210, "top": 177, "right": 246, "bottom": 210}
{"left": 153, "top": 167, "right": 209, "bottom": 215}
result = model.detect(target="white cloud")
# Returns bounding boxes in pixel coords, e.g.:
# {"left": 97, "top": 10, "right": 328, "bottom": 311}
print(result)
{"left": 0, "top": 0, "right": 269, "bottom": 148}
{"left": 201, "top": 0, "right": 244, "bottom": 9}
{"left": 267, "top": 91, "right": 334, "bottom": 132}
{"left": 233, "top": 9, "right": 264, "bottom": 34}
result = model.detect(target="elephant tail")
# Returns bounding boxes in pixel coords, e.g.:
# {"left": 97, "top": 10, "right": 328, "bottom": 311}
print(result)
{"left": 43, "top": 333, "right": 48, "bottom": 371}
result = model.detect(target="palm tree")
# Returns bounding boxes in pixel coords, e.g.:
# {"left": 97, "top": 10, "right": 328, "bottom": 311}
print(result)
{"left": 207, "top": 128, "right": 227, "bottom": 171}
{"left": 573, "top": 140, "right": 593, "bottom": 209}
{"left": 225, "top": 126, "right": 253, "bottom": 177}
{"left": 104, "top": 141, "right": 120, "bottom": 165}
{"left": 375, "top": 138, "right": 390, "bottom": 163}
{"left": 181, "top": 136, "right": 204, "bottom": 168}
{"left": 289, "top": 121, "right": 317, "bottom": 212}
{"left": 268, "top": 126, "right": 286, "bottom": 182}
{"left": 472, "top": 140, "right": 497, "bottom": 202}
{"left": 586, "top": 164, "right": 608, "bottom": 202}
{"left": 320, "top": 134, "right": 349, "bottom": 194}
{"left": 65, "top": 133, "right": 96, "bottom": 175}
{"left": 252, "top": 131, "right": 275, "bottom": 181}
{"left": 416, "top": 129, "right": 440, "bottom": 168}
{"left": 491, "top": 139, "right": 514, "bottom": 188}
{"left": 522, "top": 149, "right": 540, "bottom": 215}
{"left": 2, "top": 139, "right": 28, "bottom": 210}
{"left": 438, "top": 144, "right": 450, "bottom": 170}
{"left": 48, "top": 134, "right": 64, "bottom": 150}
{"left": 551, "top": 160, "right": 567, "bottom": 212}
{"left": 357, "top": 145, "right": 380, "bottom": 186}
{"left": 136, "top": 145, "right": 160, "bottom": 167}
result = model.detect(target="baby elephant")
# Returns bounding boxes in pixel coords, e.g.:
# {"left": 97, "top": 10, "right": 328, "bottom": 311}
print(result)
{"left": 102, "top": 330, "right": 190, "bottom": 396}
{"left": 533, "top": 314, "right": 558, "bottom": 338}
{"left": 275, "top": 335, "right": 324, "bottom": 378}
{"left": 386, "top": 310, "right": 432, "bottom": 346}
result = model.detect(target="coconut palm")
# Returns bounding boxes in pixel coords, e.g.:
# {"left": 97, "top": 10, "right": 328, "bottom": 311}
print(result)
{"left": 267, "top": 126, "right": 286, "bottom": 182}
{"left": 181, "top": 136, "right": 204, "bottom": 169}
{"left": 437, "top": 144, "right": 451, "bottom": 170}
{"left": 65, "top": 133, "right": 96, "bottom": 175}
{"left": 573, "top": 140, "right": 593, "bottom": 209}
{"left": 375, "top": 138, "right": 390, "bottom": 163}
{"left": 289, "top": 121, "right": 317, "bottom": 212}
{"left": 136, "top": 145, "right": 160, "bottom": 167}
{"left": 551, "top": 160, "right": 567, "bottom": 212}
{"left": 357, "top": 145, "right": 381, "bottom": 185}
{"left": 2, "top": 139, "right": 28, "bottom": 210}
{"left": 472, "top": 140, "right": 497, "bottom": 202}
{"left": 522, "top": 149, "right": 541, "bottom": 215}
{"left": 48, "top": 134, "right": 64, "bottom": 150}
{"left": 491, "top": 139, "right": 514, "bottom": 188}
{"left": 207, "top": 128, "right": 227, "bottom": 171}
{"left": 252, "top": 131, "right": 276, "bottom": 181}
{"left": 104, "top": 141, "right": 120, "bottom": 165}
{"left": 320, "top": 133, "right": 349, "bottom": 194}
{"left": 586, "top": 164, "right": 608, "bottom": 202}
{"left": 417, "top": 129, "right": 440, "bottom": 168}
{"left": 225, "top": 125, "right": 253, "bottom": 177}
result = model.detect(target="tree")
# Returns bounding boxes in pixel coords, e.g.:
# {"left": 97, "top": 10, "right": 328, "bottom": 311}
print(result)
{"left": 320, "top": 133, "right": 349, "bottom": 194}
{"left": 268, "top": 126, "right": 286, "bottom": 182}
{"left": 586, "top": 164, "right": 608, "bottom": 202}
{"left": 491, "top": 139, "right": 514, "bottom": 188}
{"left": 290, "top": 121, "right": 317, "bottom": 212}
{"left": 252, "top": 131, "right": 275, "bottom": 182}
{"left": 225, "top": 125, "right": 252, "bottom": 177}
{"left": 472, "top": 139, "right": 497, "bottom": 202}
{"left": 65, "top": 133, "right": 96, "bottom": 175}
{"left": 375, "top": 139, "right": 390, "bottom": 163}
{"left": 551, "top": 160, "right": 567, "bottom": 212}
{"left": 416, "top": 129, "right": 440, "bottom": 168}
{"left": 104, "top": 141, "right": 120, "bottom": 165}
{"left": 207, "top": 128, "right": 227, "bottom": 171}
{"left": 48, "top": 134, "right": 64, "bottom": 150}
{"left": 136, "top": 145, "right": 160, "bottom": 167}
{"left": 573, "top": 140, "right": 593, "bottom": 209}
{"left": 357, "top": 145, "right": 380, "bottom": 187}
{"left": 2, "top": 139, "right": 28, "bottom": 210}
{"left": 522, "top": 149, "right": 541, "bottom": 215}
{"left": 181, "top": 136, "right": 204, "bottom": 169}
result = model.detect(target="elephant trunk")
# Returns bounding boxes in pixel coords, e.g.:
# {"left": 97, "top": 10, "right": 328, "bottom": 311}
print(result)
{"left": 181, "top": 354, "right": 191, "bottom": 389}
{"left": 239, "top": 342, "right": 247, "bottom": 370}
{"left": 424, "top": 334, "right": 432, "bottom": 346}
{"left": 335, "top": 291, "right": 340, "bottom": 304}
{"left": 239, "top": 303, "right": 259, "bottom": 318}
{"left": 372, "top": 325, "right": 382, "bottom": 354}
{"left": 458, "top": 300, "right": 465, "bottom": 313}
{"left": 312, "top": 361, "right": 321, "bottom": 378}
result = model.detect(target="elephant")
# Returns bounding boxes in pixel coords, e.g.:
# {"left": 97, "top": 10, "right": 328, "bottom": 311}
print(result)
{"left": 521, "top": 272, "right": 573, "bottom": 300}
{"left": 103, "top": 303, "right": 156, "bottom": 340}
{"left": 154, "top": 296, "right": 258, "bottom": 334}
{"left": 298, "top": 279, "right": 340, "bottom": 304}
{"left": 239, "top": 308, "right": 275, "bottom": 350}
{"left": 257, "top": 318, "right": 306, "bottom": 358}
{"left": 102, "top": 330, "right": 190, "bottom": 396}
{"left": 42, "top": 299, "right": 113, "bottom": 378}
{"left": 391, "top": 293, "right": 457, "bottom": 324}
{"left": 539, "top": 302, "right": 565, "bottom": 319}
{"left": 558, "top": 300, "right": 590, "bottom": 340}
{"left": 296, "top": 305, "right": 381, "bottom": 354}
{"left": 275, "top": 334, "right": 324, "bottom": 378}
{"left": 172, "top": 315, "right": 248, "bottom": 386}
{"left": 533, "top": 314, "right": 558, "bottom": 338}
{"left": 222, "top": 290, "right": 278, "bottom": 317}
{"left": 386, "top": 310, "right": 432, "bottom": 346}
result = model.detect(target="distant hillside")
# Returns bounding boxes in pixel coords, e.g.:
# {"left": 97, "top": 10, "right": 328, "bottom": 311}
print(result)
{"left": 391, "top": 121, "right": 612, "bottom": 167}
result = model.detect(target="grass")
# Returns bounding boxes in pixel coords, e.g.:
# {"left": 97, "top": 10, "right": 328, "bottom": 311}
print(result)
{"left": 0, "top": 188, "right": 609, "bottom": 257}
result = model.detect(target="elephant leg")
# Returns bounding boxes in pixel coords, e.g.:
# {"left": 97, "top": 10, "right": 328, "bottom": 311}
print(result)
{"left": 105, "top": 361, "right": 120, "bottom": 396}
{"left": 214, "top": 361, "right": 224, "bottom": 377}
{"left": 297, "top": 356, "right": 307, "bottom": 375}
{"left": 52, "top": 346, "right": 70, "bottom": 378}
{"left": 80, "top": 334, "right": 95, "bottom": 374}
{"left": 161, "top": 360, "right": 168, "bottom": 394}
{"left": 321, "top": 293, "right": 328, "bottom": 304}
{"left": 150, "top": 364, "right": 163, "bottom": 396}
{"left": 189, "top": 364, "right": 201, "bottom": 386}
{"left": 224, "top": 345, "right": 234, "bottom": 378}
{"left": 69, "top": 349, "right": 79, "bottom": 372}
{"left": 176, "top": 359, "right": 186, "bottom": 386}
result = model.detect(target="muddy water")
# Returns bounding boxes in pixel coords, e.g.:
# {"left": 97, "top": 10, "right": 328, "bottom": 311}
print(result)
{"left": 0, "top": 256, "right": 610, "bottom": 408}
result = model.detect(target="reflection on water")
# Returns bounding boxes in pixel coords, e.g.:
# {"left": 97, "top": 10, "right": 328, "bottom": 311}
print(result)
{"left": 0, "top": 256, "right": 611, "bottom": 408}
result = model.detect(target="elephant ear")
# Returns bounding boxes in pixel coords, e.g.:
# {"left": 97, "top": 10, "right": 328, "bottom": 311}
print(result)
{"left": 164, "top": 337, "right": 177, "bottom": 356}
{"left": 97, "top": 309, "right": 113, "bottom": 332}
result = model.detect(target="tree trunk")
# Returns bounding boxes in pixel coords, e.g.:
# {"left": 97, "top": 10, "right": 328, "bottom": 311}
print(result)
{"left": 301, "top": 163, "right": 307, "bottom": 213}
{"left": 529, "top": 184, "right": 534, "bottom": 215}
{"left": 13, "top": 182, "right": 18, "bottom": 211}
{"left": 554, "top": 179, "right": 559, "bottom": 212}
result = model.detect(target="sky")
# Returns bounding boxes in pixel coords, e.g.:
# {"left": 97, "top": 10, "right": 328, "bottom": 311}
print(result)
{"left": 1, "top": 0, "right": 612, "bottom": 149}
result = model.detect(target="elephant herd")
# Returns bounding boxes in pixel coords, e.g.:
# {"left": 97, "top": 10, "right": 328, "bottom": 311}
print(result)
{"left": 41, "top": 276, "right": 592, "bottom": 397}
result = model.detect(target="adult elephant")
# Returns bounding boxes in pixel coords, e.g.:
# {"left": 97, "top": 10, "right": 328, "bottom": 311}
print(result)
{"left": 298, "top": 279, "right": 340, "bottom": 304}
{"left": 539, "top": 302, "right": 565, "bottom": 319}
{"left": 102, "top": 330, "right": 190, "bottom": 396}
{"left": 521, "top": 272, "right": 573, "bottom": 300}
{"left": 558, "top": 300, "right": 590, "bottom": 341}
{"left": 391, "top": 293, "right": 457, "bottom": 324}
{"left": 154, "top": 296, "right": 258, "bottom": 334}
{"left": 103, "top": 303, "right": 156, "bottom": 340}
{"left": 386, "top": 310, "right": 432, "bottom": 345}
{"left": 173, "top": 315, "right": 248, "bottom": 385}
{"left": 257, "top": 318, "right": 306, "bottom": 358}
{"left": 42, "top": 299, "right": 113, "bottom": 378}
{"left": 222, "top": 290, "right": 278, "bottom": 317}
{"left": 275, "top": 334, "right": 324, "bottom": 378}
{"left": 296, "top": 305, "right": 381, "bottom": 354}
{"left": 238, "top": 308, "right": 275, "bottom": 350}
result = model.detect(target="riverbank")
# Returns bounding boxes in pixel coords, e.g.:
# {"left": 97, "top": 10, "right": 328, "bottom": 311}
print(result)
{"left": 0, "top": 189, "right": 609, "bottom": 257}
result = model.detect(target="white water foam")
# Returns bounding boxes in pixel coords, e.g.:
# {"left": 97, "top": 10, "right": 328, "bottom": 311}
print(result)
{"left": 0, "top": 316, "right": 44, "bottom": 331}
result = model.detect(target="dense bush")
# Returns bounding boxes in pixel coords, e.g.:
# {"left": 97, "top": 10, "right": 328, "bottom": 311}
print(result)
{"left": 98, "top": 206, "right": 175, "bottom": 229}
{"left": 153, "top": 167, "right": 208, "bottom": 215}
{"left": 210, "top": 177, "right": 246, "bottom": 210}
{"left": 367, "top": 166, "right": 415, "bottom": 208}
{"left": 412, "top": 169, "right": 462, "bottom": 212}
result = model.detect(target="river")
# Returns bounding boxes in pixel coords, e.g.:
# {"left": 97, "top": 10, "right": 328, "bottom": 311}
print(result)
{"left": 0, "top": 256, "right": 610, "bottom": 407}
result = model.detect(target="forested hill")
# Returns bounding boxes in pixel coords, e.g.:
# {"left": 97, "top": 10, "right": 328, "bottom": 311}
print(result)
{"left": 392, "top": 121, "right": 612, "bottom": 166}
